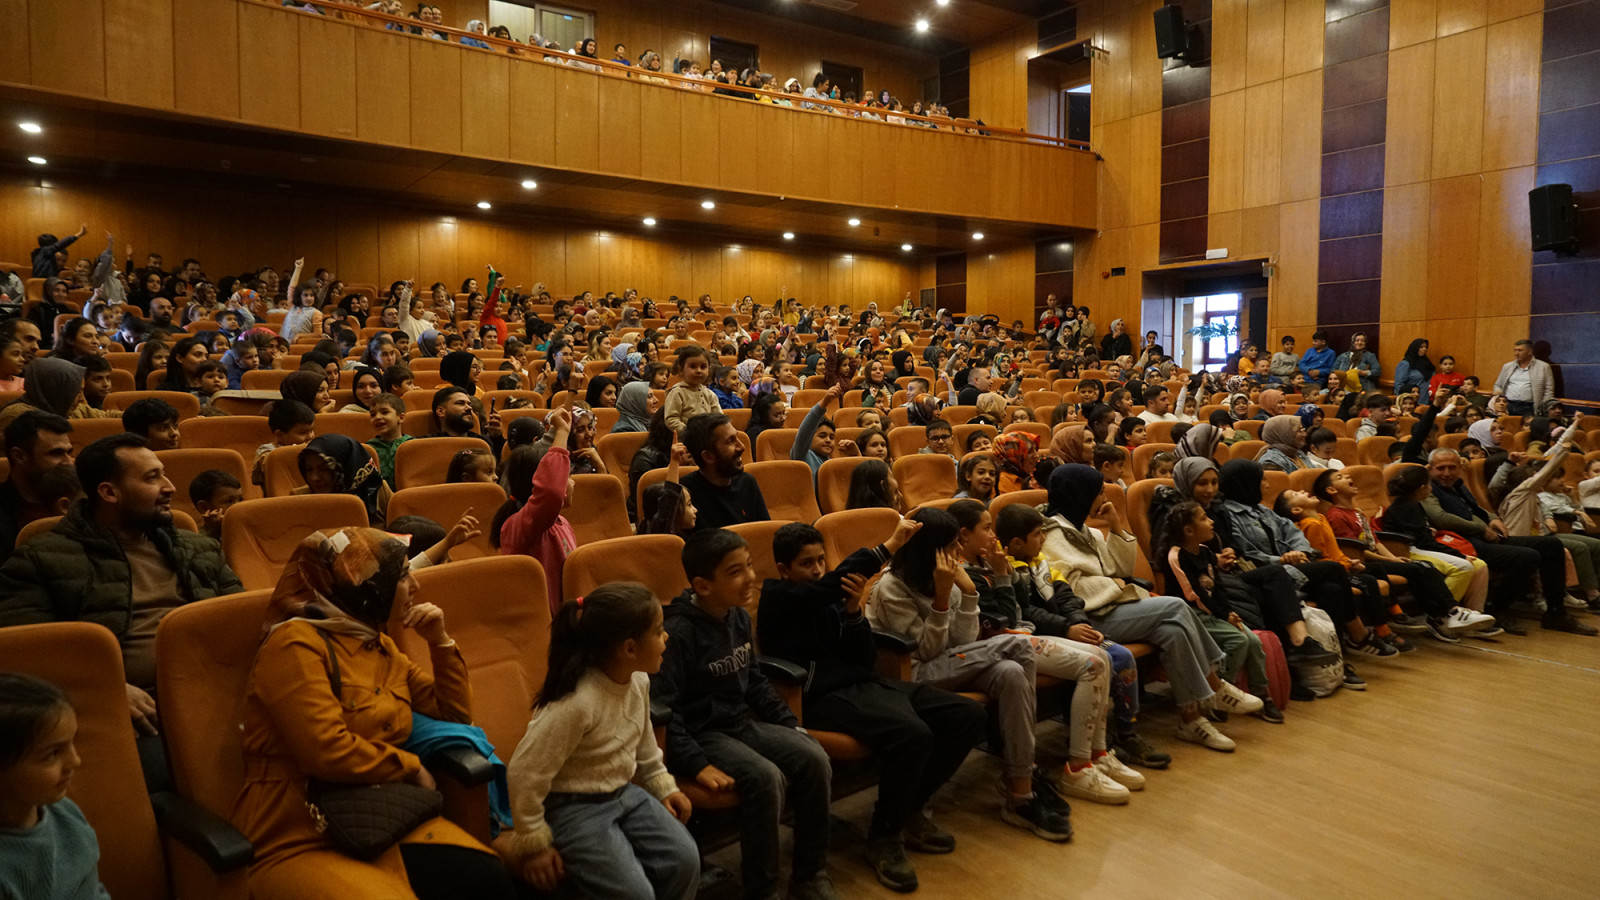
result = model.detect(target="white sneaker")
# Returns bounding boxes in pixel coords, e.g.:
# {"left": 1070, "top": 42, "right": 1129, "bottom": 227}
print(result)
{"left": 1445, "top": 606, "right": 1495, "bottom": 634}
{"left": 1094, "top": 752, "right": 1146, "bottom": 790}
{"left": 1057, "top": 763, "right": 1130, "bottom": 805}
{"left": 1211, "top": 680, "right": 1264, "bottom": 715}
{"left": 1176, "top": 718, "right": 1236, "bottom": 752}
{"left": 1565, "top": 594, "right": 1588, "bottom": 609}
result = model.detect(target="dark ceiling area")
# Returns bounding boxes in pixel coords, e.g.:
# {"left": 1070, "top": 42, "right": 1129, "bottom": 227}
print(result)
{"left": 702, "top": 0, "right": 1060, "bottom": 54}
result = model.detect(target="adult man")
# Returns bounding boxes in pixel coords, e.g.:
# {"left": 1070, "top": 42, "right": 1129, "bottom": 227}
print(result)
{"left": 957, "top": 366, "right": 990, "bottom": 406}
{"left": 1492, "top": 339, "right": 1553, "bottom": 417}
{"left": 1253, "top": 388, "right": 1286, "bottom": 420}
{"left": 31, "top": 225, "right": 87, "bottom": 277}
{"left": 681, "top": 412, "right": 769, "bottom": 531}
{"left": 0, "top": 412, "right": 74, "bottom": 565}
{"left": 0, "top": 434, "right": 246, "bottom": 784}
{"left": 144, "top": 297, "right": 185, "bottom": 338}
{"left": 1298, "top": 330, "right": 1336, "bottom": 383}
{"left": 1137, "top": 385, "right": 1192, "bottom": 425}
{"left": 1333, "top": 332, "right": 1380, "bottom": 393}
{"left": 1423, "top": 448, "right": 1594, "bottom": 635}
{"left": 429, "top": 386, "right": 503, "bottom": 457}
{"left": 1353, "top": 394, "right": 1393, "bottom": 441}
{"left": 0, "top": 318, "right": 42, "bottom": 362}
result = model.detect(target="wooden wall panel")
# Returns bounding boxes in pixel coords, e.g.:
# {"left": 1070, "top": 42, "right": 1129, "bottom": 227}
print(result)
{"left": 0, "top": 0, "right": 28, "bottom": 86}
{"left": 105, "top": 0, "right": 175, "bottom": 110}
{"left": 29, "top": 0, "right": 105, "bottom": 99}
{"left": 1436, "top": 0, "right": 1488, "bottom": 36}
{"left": 238, "top": 3, "right": 299, "bottom": 129}
{"left": 1429, "top": 29, "right": 1487, "bottom": 178}
{"left": 1389, "top": 0, "right": 1437, "bottom": 49}
{"left": 1481, "top": 13, "right": 1543, "bottom": 172}
{"left": 1425, "top": 175, "right": 1481, "bottom": 321}
{"left": 1212, "top": 0, "right": 1249, "bottom": 95}
{"left": 300, "top": 16, "right": 358, "bottom": 139}
{"left": 1275, "top": 198, "right": 1322, "bottom": 328}
{"left": 1487, "top": 0, "right": 1540, "bottom": 22}
{"left": 1210, "top": 91, "right": 1246, "bottom": 214}
{"left": 1096, "top": 118, "right": 1132, "bottom": 232}
{"left": 507, "top": 62, "right": 557, "bottom": 167}
{"left": 1242, "top": 81, "right": 1283, "bottom": 209}
{"left": 356, "top": 29, "right": 412, "bottom": 147}
{"left": 1379, "top": 181, "right": 1430, "bottom": 322}
{"left": 460, "top": 52, "right": 511, "bottom": 161}
{"left": 1282, "top": 0, "right": 1326, "bottom": 76}
{"left": 409, "top": 40, "right": 463, "bottom": 155}
{"left": 1280, "top": 70, "right": 1323, "bottom": 201}
{"left": 1477, "top": 165, "right": 1534, "bottom": 318}
{"left": 1385, "top": 42, "right": 1435, "bottom": 186}
{"left": 551, "top": 67, "right": 598, "bottom": 171}
{"left": 174, "top": 0, "right": 240, "bottom": 120}
{"left": 1246, "top": 0, "right": 1286, "bottom": 85}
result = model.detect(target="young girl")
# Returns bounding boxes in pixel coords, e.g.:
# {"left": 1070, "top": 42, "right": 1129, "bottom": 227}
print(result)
{"left": 493, "top": 408, "right": 578, "bottom": 614}
{"left": 447, "top": 447, "right": 498, "bottom": 484}
{"left": 844, "top": 458, "right": 900, "bottom": 511}
{"left": 0, "top": 332, "right": 27, "bottom": 391}
{"left": 1156, "top": 501, "right": 1282, "bottom": 722}
{"left": 955, "top": 454, "right": 999, "bottom": 502}
{"left": 948, "top": 500, "right": 1140, "bottom": 802}
{"left": 505, "top": 583, "right": 699, "bottom": 898}
{"left": 662, "top": 346, "right": 719, "bottom": 434}
{"left": 639, "top": 441, "right": 698, "bottom": 537}
{"left": 858, "top": 359, "right": 894, "bottom": 410}
{"left": 0, "top": 673, "right": 110, "bottom": 900}
{"left": 1581, "top": 458, "right": 1600, "bottom": 517}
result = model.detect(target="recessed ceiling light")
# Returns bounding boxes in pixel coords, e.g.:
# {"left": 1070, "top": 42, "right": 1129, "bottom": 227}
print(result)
{"left": 26, "top": 156, "right": 46, "bottom": 165}
{"left": 477, "top": 201, "right": 491, "bottom": 209}
{"left": 18, "top": 122, "right": 41, "bottom": 134}
{"left": 520, "top": 179, "right": 537, "bottom": 189}
{"left": 915, "top": 18, "right": 930, "bottom": 32}
{"left": 783, "top": 232, "right": 795, "bottom": 240}
{"left": 642, "top": 217, "right": 657, "bottom": 226}
{"left": 701, "top": 200, "right": 716, "bottom": 210}
{"left": 901, "top": 243, "right": 913, "bottom": 251}
{"left": 936, "top": 0, "right": 950, "bottom": 6}
{"left": 972, "top": 232, "right": 984, "bottom": 240}
{"left": 847, "top": 218, "right": 861, "bottom": 227}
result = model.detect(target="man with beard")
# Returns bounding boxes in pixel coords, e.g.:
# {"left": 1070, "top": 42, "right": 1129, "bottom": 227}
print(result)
{"left": 0, "top": 433, "right": 244, "bottom": 788}
{"left": 681, "top": 411, "right": 769, "bottom": 531}
{"left": 0, "top": 412, "right": 74, "bottom": 565}
{"left": 428, "top": 385, "right": 504, "bottom": 458}
{"left": 0, "top": 318, "right": 42, "bottom": 362}
{"left": 144, "top": 296, "right": 185, "bottom": 338}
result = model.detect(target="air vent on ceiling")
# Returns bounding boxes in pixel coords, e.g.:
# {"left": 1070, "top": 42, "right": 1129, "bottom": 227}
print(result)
{"left": 809, "top": 0, "right": 859, "bottom": 11}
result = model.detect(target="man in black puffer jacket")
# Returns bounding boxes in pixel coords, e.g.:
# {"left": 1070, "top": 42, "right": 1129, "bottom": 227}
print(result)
{"left": 0, "top": 433, "right": 244, "bottom": 787}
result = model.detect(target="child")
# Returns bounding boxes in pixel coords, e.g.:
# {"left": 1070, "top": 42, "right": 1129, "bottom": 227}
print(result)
{"left": 189, "top": 468, "right": 243, "bottom": 540}
{"left": 1429, "top": 355, "right": 1464, "bottom": 398}
{"left": 193, "top": 360, "right": 229, "bottom": 412}
{"left": 364, "top": 393, "right": 411, "bottom": 487}
{"left": 388, "top": 510, "right": 485, "bottom": 570}
{"left": 0, "top": 332, "right": 25, "bottom": 391}
{"left": 492, "top": 408, "right": 576, "bottom": 615}
{"left": 1147, "top": 451, "right": 1176, "bottom": 480}
{"left": 1375, "top": 466, "right": 1500, "bottom": 633}
{"left": 1093, "top": 443, "right": 1127, "bottom": 487}
{"left": 80, "top": 357, "right": 115, "bottom": 411}
{"left": 639, "top": 442, "right": 697, "bottom": 537}
{"left": 866, "top": 507, "right": 1074, "bottom": 842}
{"left": 1275, "top": 487, "right": 1411, "bottom": 654}
{"left": 663, "top": 346, "right": 719, "bottom": 433}
{"left": 1581, "top": 458, "right": 1600, "bottom": 517}
{"left": 955, "top": 453, "right": 998, "bottom": 502}
{"left": 757, "top": 520, "right": 985, "bottom": 892}
{"left": 0, "top": 673, "right": 111, "bottom": 900}
{"left": 446, "top": 446, "right": 497, "bottom": 484}
{"left": 948, "top": 500, "right": 1145, "bottom": 801}
{"left": 121, "top": 398, "right": 181, "bottom": 451}
{"left": 1305, "top": 426, "right": 1344, "bottom": 470}
{"left": 709, "top": 365, "right": 745, "bottom": 410}
{"left": 964, "top": 432, "right": 993, "bottom": 455}
{"left": 505, "top": 583, "right": 700, "bottom": 898}
{"left": 1117, "top": 417, "right": 1146, "bottom": 451}
{"left": 919, "top": 420, "right": 957, "bottom": 461}
{"left": 253, "top": 399, "right": 316, "bottom": 487}
{"left": 651, "top": 529, "right": 839, "bottom": 900}
{"left": 997, "top": 504, "right": 1171, "bottom": 768}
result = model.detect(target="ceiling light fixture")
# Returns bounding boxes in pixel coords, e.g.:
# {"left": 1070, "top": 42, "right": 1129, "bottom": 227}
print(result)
{"left": 642, "top": 217, "right": 657, "bottom": 226}
{"left": 18, "top": 122, "right": 41, "bottom": 134}
{"left": 915, "top": 18, "right": 930, "bottom": 32}
{"left": 520, "top": 179, "right": 537, "bottom": 189}
{"left": 477, "top": 201, "right": 492, "bottom": 209}
{"left": 937, "top": 0, "right": 950, "bottom": 6}
{"left": 783, "top": 232, "right": 795, "bottom": 240}
{"left": 701, "top": 200, "right": 716, "bottom": 209}
{"left": 901, "top": 243, "right": 913, "bottom": 251}
{"left": 847, "top": 217, "right": 861, "bottom": 227}
{"left": 972, "top": 232, "right": 985, "bottom": 240}
{"left": 26, "top": 156, "right": 46, "bottom": 165}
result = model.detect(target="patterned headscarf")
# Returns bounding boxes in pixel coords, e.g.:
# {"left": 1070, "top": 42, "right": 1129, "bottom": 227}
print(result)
{"left": 1174, "top": 423, "right": 1220, "bottom": 460}
{"left": 1049, "top": 423, "right": 1094, "bottom": 466}
{"left": 264, "top": 527, "right": 410, "bottom": 639}
{"left": 992, "top": 432, "right": 1040, "bottom": 486}
{"left": 298, "top": 434, "right": 388, "bottom": 526}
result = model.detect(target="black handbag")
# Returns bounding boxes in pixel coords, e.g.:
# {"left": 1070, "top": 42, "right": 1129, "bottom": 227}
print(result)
{"left": 304, "top": 630, "right": 442, "bottom": 860}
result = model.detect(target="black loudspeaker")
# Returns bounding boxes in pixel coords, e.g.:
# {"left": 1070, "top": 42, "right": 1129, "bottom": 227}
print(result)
{"left": 1529, "top": 183, "right": 1580, "bottom": 254}
{"left": 1154, "top": 6, "right": 1190, "bottom": 60}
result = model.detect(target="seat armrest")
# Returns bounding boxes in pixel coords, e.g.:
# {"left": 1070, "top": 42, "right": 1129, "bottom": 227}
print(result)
{"left": 1126, "top": 576, "right": 1155, "bottom": 592}
{"left": 650, "top": 699, "right": 673, "bottom": 728}
{"left": 425, "top": 746, "right": 495, "bottom": 787}
{"left": 871, "top": 628, "right": 916, "bottom": 653}
{"left": 151, "top": 792, "right": 253, "bottom": 872}
{"left": 1335, "top": 537, "right": 1369, "bottom": 555}
{"left": 1375, "top": 531, "right": 1414, "bottom": 546}
{"left": 757, "top": 656, "right": 808, "bottom": 684}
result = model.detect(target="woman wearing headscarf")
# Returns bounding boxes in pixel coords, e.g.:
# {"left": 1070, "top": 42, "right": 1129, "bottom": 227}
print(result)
{"left": 991, "top": 432, "right": 1041, "bottom": 493}
{"left": 1225, "top": 393, "right": 1251, "bottom": 424}
{"left": 340, "top": 366, "right": 385, "bottom": 414}
{"left": 890, "top": 349, "right": 916, "bottom": 379}
{"left": 297, "top": 434, "right": 393, "bottom": 525}
{"left": 608, "top": 342, "right": 640, "bottom": 383}
{"left": 1099, "top": 318, "right": 1132, "bottom": 362}
{"left": 1255, "top": 415, "right": 1310, "bottom": 473}
{"left": 439, "top": 350, "right": 480, "bottom": 396}
{"left": 1049, "top": 423, "right": 1096, "bottom": 467}
{"left": 1037, "top": 463, "right": 1252, "bottom": 750}
{"left": 1296, "top": 402, "right": 1323, "bottom": 431}
{"left": 233, "top": 527, "right": 517, "bottom": 900}
{"left": 280, "top": 369, "right": 334, "bottom": 414}
{"left": 1393, "top": 338, "right": 1434, "bottom": 397}
{"left": 416, "top": 329, "right": 442, "bottom": 359}
{"left": 1467, "top": 417, "right": 1503, "bottom": 454}
{"left": 611, "top": 381, "right": 655, "bottom": 434}
{"left": 1173, "top": 423, "right": 1220, "bottom": 461}
{"left": 0, "top": 357, "right": 98, "bottom": 444}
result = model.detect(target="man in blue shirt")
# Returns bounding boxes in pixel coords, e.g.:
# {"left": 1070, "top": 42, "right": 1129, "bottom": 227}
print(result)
{"left": 1298, "top": 329, "right": 1337, "bottom": 384}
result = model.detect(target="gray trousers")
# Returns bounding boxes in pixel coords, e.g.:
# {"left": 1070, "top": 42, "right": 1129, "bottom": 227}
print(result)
{"left": 1092, "top": 595, "right": 1225, "bottom": 710}
{"left": 912, "top": 633, "right": 1038, "bottom": 781}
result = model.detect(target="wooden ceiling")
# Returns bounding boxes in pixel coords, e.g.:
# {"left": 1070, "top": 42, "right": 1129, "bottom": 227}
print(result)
{"left": 702, "top": 0, "right": 1053, "bottom": 52}
{"left": 0, "top": 91, "right": 1071, "bottom": 257}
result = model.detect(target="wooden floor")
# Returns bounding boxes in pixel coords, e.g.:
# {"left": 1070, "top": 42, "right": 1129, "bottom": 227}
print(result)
{"left": 706, "top": 623, "right": 1600, "bottom": 899}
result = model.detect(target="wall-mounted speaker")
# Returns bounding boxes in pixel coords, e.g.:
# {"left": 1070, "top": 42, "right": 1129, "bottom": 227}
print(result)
{"left": 1154, "top": 6, "right": 1190, "bottom": 60}
{"left": 1529, "top": 183, "right": 1580, "bottom": 254}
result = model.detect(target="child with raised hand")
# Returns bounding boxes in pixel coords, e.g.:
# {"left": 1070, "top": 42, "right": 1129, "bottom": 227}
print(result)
{"left": 757, "top": 518, "right": 986, "bottom": 892}
{"left": 492, "top": 407, "right": 576, "bottom": 616}
{"left": 651, "top": 529, "right": 839, "bottom": 900}
{"left": 1157, "top": 500, "right": 1284, "bottom": 723}
{"left": 0, "top": 673, "right": 110, "bottom": 900}
{"left": 662, "top": 345, "right": 719, "bottom": 434}
{"left": 866, "top": 507, "right": 1074, "bottom": 842}
{"left": 947, "top": 500, "right": 1143, "bottom": 803}
{"left": 639, "top": 442, "right": 698, "bottom": 537}
{"left": 505, "top": 583, "right": 699, "bottom": 899}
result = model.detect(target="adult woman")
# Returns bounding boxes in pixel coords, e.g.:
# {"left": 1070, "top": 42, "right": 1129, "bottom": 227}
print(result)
{"left": 571, "top": 36, "right": 601, "bottom": 71}
{"left": 280, "top": 369, "right": 334, "bottom": 414}
{"left": 1467, "top": 418, "right": 1504, "bottom": 454}
{"left": 234, "top": 528, "right": 516, "bottom": 899}
{"left": 608, "top": 343, "right": 641, "bottom": 383}
{"left": 563, "top": 407, "right": 605, "bottom": 475}
{"left": 341, "top": 366, "right": 384, "bottom": 414}
{"left": 1099, "top": 319, "right": 1132, "bottom": 362}
{"left": 1226, "top": 393, "right": 1250, "bottom": 423}
{"left": 1255, "top": 415, "right": 1310, "bottom": 473}
{"left": 991, "top": 432, "right": 1041, "bottom": 493}
{"left": 0, "top": 357, "right": 90, "bottom": 441}
{"left": 585, "top": 375, "right": 618, "bottom": 410}
{"left": 1393, "top": 339, "right": 1434, "bottom": 397}
{"left": 845, "top": 458, "right": 900, "bottom": 511}
{"left": 1173, "top": 423, "right": 1221, "bottom": 461}
{"left": 49, "top": 317, "right": 103, "bottom": 366}
{"left": 159, "top": 337, "right": 212, "bottom": 395}
{"left": 297, "top": 434, "right": 393, "bottom": 525}
{"left": 439, "top": 350, "right": 481, "bottom": 397}
{"left": 1049, "top": 423, "right": 1097, "bottom": 468}
{"left": 611, "top": 381, "right": 656, "bottom": 434}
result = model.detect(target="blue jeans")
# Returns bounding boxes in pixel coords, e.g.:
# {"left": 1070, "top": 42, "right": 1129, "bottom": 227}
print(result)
{"left": 698, "top": 721, "right": 831, "bottom": 899}
{"left": 545, "top": 784, "right": 700, "bottom": 899}
{"left": 1104, "top": 641, "right": 1139, "bottom": 738}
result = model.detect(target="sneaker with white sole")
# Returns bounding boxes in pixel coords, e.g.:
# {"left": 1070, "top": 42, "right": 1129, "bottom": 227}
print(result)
{"left": 1348, "top": 632, "right": 1399, "bottom": 658}
{"left": 1212, "top": 680, "right": 1264, "bottom": 715}
{"left": 1175, "top": 718, "right": 1236, "bottom": 752}
{"left": 1094, "top": 752, "right": 1146, "bottom": 790}
{"left": 1424, "top": 617, "right": 1462, "bottom": 643}
{"left": 1445, "top": 606, "right": 1495, "bottom": 634}
{"left": 1057, "top": 763, "right": 1130, "bottom": 805}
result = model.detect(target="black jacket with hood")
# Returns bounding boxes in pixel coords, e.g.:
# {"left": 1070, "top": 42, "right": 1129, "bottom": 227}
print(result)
{"left": 755, "top": 544, "right": 890, "bottom": 701}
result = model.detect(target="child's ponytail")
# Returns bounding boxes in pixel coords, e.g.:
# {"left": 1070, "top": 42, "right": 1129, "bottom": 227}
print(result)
{"left": 536, "top": 582, "right": 660, "bottom": 708}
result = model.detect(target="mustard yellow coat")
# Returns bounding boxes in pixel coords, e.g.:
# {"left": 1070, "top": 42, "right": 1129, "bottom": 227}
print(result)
{"left": 232, "top": 621, "right": 487, "bottom": 899}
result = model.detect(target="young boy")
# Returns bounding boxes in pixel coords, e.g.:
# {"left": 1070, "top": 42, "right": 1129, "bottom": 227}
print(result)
{"left": 997, "top": 504, "right": 1174, "bottom": 767}
{"left": 121, "top": 398, "right": 181, "bottom": 451}
{"left": 757, "top": 521, "right": 984, "bottom": 892}
{"left": 918, "top": 420, "right": 957, "bottom": 461}
{"left": 253, "top": 399, "right": 316, "bottom": 487}
{"left": 188, "top": 469, "right": 244, "bottom": 540}
{"left": 194, "top": 360, "right": 229, "bottom": 412}
{"left": 651, "top": 529, "right": 838, "bottom": 900}
{"left": 365, "top": 393, "right": 411, "bottom": 487}
{"left": 1269, "top": 336, "right": 1299, "bottom": 379}
{"left": 1093, "top": 443, "right": 1128, "bottom": 488}
{"left": 80, "top": 357, "right": 116, "bottom": 411}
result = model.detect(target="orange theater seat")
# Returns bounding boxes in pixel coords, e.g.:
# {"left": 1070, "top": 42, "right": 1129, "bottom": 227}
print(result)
{"left": 892, "top": 453, "right": 958, "bottom": 509}
{"left": 815, "top": 508, "right": 902, "bottom": 566}
{"left": 385, "top": 482, "right": 507, "bottom": 559}
{"left": 817, "top": 456, "right": 871, "bottom": 515}
{"left": 744, "top": 460, "right": 822, "bottom": 524}
{"left": 566, "top": 474, "right": 633, "bottom": 544}
{"left": 729, "top": 519, "right": 791, "bottom": 583}
{"left": 66, "top": 416, "right": 127, "bottom": 456}
{"left": 990, "top": 489, "right": 1048, "bottom": 519}
{"left": 158, "top": 448, "right": 250, "bottom": 522}
{"left": 563, "top": 534, "right": 687, "bottom": 603}
{"left": 394, "top": 436, "right": 491, "bottom": 489}
{"left": 102, "top": 390, "right": 202, "bottom": 420}
{"left": 222, "top": 494, "right": 369, "bottom": 590}
{"left": 313, "top": 412, "right": 377, "bottom": 441}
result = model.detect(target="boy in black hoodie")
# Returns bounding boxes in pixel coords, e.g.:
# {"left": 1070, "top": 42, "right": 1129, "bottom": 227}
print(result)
{"left": 757, "top": 521, "right": 985, "bottom": 893}
{"left": 651, "top": 529, "right": 838, "bottom": 900}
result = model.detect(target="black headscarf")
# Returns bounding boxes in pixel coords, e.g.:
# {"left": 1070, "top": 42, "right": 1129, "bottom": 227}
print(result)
{"left": 279, "top": 370, "right": 327, "bottom": 410}
{"left": 299, "top": 434, "right": 387, "bottom": 526}
{"left": 891, "top": 349, "right": 914, "bottom": 377}
{"left": 439, "top": 351, "right": 477, "bottom": 394}
{"left": 1217, "top": 459, "right": 1264, "bottom": 507}
{"left": 1401, "top": 339, "right": 1434, "bottom": 380}
{"left": 347, "top": 365, "right": 383, "bottom": 412}
{"left": 1045, "top": 463, "right": 1104, "bottom": 527}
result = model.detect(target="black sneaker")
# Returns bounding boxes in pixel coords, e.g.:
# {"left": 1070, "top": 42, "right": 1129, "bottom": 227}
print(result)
{"left": 1489, "top": 608, "right": 1528, "bottom": 636}
{"left": 1388, "top": 613, "right": 1430, "bottom": 634}
{"left": 1385, "top": 633, "right": 1418, "bottom": 654}
{"left": 1342, "top": 665, "right": 1367, "bottom": 691}
{"left": 1424, "top": 617, "right": 1463, "bottom": 643}
{"left": 1289, "top": 682, "right": 1317, "bottom": 702}
{"left": 864, "top": 837, "right": 918, "bottom": 893}
{"left": 1543, "top": 612, "right": 1599, "bottom": 636}
{"left": 1256, "top": 698, "right": 1285, "bottom": 724}
{"left": 902, "top": 813, "right": 955, "bottom": 854}
{"left": 1285, "top": 639, "right": 1339, "bottom": 665}
{"left": 1112, "top": 732, "right": 1172, "bottom": 769}
{"left": 1000, "top": 794, "right": 1073, "bottom": 842}
{"left": 1349, "top": 633, "right": 1399, "bottom": 658}
{"left": 1031, "top": 770, "right": 1073, "bottom": 819}
{"left": 1204, "top": 707, "right": 1229, "bottom": 723}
